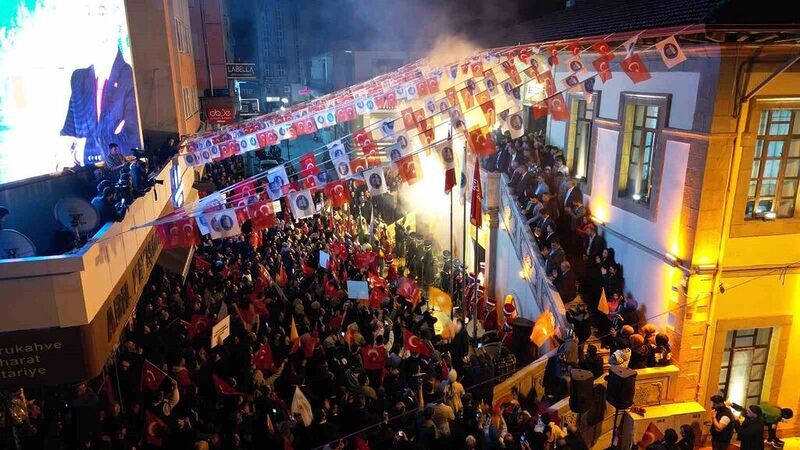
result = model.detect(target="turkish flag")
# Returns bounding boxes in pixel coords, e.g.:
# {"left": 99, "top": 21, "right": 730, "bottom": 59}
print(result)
{"left": 220, "top": 140, "right": 238, "bottom": 159}
{"left": 141, "top": 360, "right": 167, "bottom": 392}
{"left": 621, "top": 54, "right": 651, "bottom": 84}
{"left": 281, "top": 181, "right": 301, "bottom": 196}
{"left": 397, "top": 277, "right": 420, "bottom": 302}
{"left": 335, "top": 106, "right": 349, "bottom": 123}
{"left": 353, "top": 129, "right": 376, "bottom": 155}
{"left": 539, "top": 70, "right": 556, "bottom": 96}
{"left": 325, "top": 180, "right": 351, "bottom": 208}
{"left": 518, "top": 46, "right": 532, "bottom": 64}
{"left": 354, "top": 251, "right": 377, "bottom": 270}
{"left": 401, "top": 107, "right": 416, "bottom": 130}
{"left": 350, "top": 157, "right": 368, "bottom": 185}
{"left": 568, "top": 41, "right": 581, "bottom": 55}
{"left": 403, "top": 329, "right": 432, "bottom": 357}
{"left": 593, "top": 40, "right": 611, "bottom": 55}
{"left": 186, "top": 314, "right": 212, "bottom": 342}
{"left": 156, "top": 217, "right": 200, "bottom": 249}
{"left": 470, "top": 158, "right": 483, "bottom": 228}
{"left": 547, "top": 93, "right": 570, "bottom": 122}
{"left": 502, "top": 61, "right": 522, "bottom": 86}
{"left": 480, "top": 100, "right": 496, "bottom": 126}
{"left": 299, "top": 153, "right": 318, "bottom": 178}
{"left": 467, "top": 127, "right": 496, "bottom": 157}
{"left": 256, "top": 130, "right": 278, "bottom": 147}
{"left": 252, "top": 343, "right": 275, "bottom": 371}
{"left": 369, "top": 286, "right": 387, "bottom": 309}
{"left": 592, "top": 54, "right": 615, "bottom": 83}
{"left": 532, "top": 102, "right": 549, "bottom": 120}
{"left": 361, "top": 345, "right": 387, "bottom": 370}
{"left": 302, "top": 260, "right": 316, "bottom": 278}
{"left": 212, "top": 373, "right": 243, "bottom": 397}
{"left": 146, "top": 411, "right": 170, "bottom": 447}
{"left": 245, "top": 201, "right": 276, "bottom": 231}
{"left": 397, "top": 155, "right": 422, "bottom": 185}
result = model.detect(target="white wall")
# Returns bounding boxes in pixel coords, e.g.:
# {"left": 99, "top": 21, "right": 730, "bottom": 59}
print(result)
{"left": 494, "top": 223, "right": 542, "bottom": 321}
{"left": 586, "top": 128, "right": 690, "bottom": 327}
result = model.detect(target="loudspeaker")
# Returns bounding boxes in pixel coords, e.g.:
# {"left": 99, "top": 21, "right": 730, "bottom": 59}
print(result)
{"left": 511, "top": 318, "right": 536, "bottom": 365}
{"left": 569, "top": 369, "right": 594, "bottom": 413}
{"left": 605, "top": 365, "right": 637, "bottom": 409}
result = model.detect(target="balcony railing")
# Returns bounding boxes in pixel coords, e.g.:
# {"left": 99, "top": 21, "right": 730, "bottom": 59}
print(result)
{"left": 498, "top": 175, "right": 567, "bottom": 331}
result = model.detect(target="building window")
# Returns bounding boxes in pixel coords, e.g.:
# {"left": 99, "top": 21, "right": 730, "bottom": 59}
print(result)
{"left": 717, "top": 328, "right": 772, "bottom": 408}
{"left": 182, "top": 87, "right": 198, "bottom": 119}
{"left": 264, "top": 63, "right": 286, "bottom": 80}
{"left": 746, "top": 109, "right": 800, "bottom": 219}
{"left": 618, "top": 101, "right": 663, "bottom": 205}
{"left": 566, "top": 95, "right": 595, "bottom": 179}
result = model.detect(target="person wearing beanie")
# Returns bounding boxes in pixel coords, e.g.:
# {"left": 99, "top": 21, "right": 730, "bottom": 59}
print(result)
{"left": 736, "top": 405, "right": 765, "bottom": 450}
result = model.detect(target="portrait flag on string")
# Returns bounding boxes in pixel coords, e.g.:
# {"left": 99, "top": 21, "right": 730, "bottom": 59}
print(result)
{"left": 656, "top": 35, "right": 687, "bottom": 69}
{"left": 363, "top": 167, "right": 388, "bottom": 196}
{"left": 288, "top": 189, "right": 315, "bottom": 220}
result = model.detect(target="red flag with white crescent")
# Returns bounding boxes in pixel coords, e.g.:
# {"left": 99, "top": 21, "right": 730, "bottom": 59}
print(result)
{"left": 403, "top": 329, "right": 432, "bottom": 357}
{"left": 299, "top": 153, "right": 319, "bottom": 178}
{"left": 212, "top": 373, "right": 243, "bottom": 397}
{"left": 621, "top": 54, "right": 652, "bottom": 84}
{"left": 361, "top": 345, "right": 387, "bottom": 370}
{"left": 146, "top": 411, "right": 170, "bottom": 447}
{"left": 252, "top": 343, "right": 275, "bottom": 371}
{"left": 547, "top": 93, "right": 571, "bottom": 122}
{"left": 141, "top": 360, "right": 167, "bottom": 392}
{"left": 592, "top": 54, "right": 615, "bottom": 83}
{"left": 324, "top": 180, "right": 351, "bottom": 208}
{"left": 467, "top": 127, "right": 496, "bottom": 158}
{"left": 397, "top": 155, "right": 422, "bottom": 185}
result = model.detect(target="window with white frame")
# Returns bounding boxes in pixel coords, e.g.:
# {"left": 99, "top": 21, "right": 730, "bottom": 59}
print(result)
{"left": 746, "top": 108, "right": 800, "bottom": 219}
{"left": 617, "top": 97, "right": 667, "bottom": 205}
{"left": 566, "top": 95, "right": 596, "bottom": 180}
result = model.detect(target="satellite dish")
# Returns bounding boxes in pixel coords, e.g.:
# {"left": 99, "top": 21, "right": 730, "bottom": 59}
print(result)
{"left": 0, "top": 229, "right": 37, "bottom": 259}
{"left": 54, "top": 197, "right": 99, "bottom": 233}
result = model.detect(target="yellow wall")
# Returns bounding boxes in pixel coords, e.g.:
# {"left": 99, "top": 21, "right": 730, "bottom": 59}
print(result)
{"left": 703, "top": 272, "right": 800, "bottom": 433}
{"left": 688, "top": 52, "right": 800, "bottom": 433}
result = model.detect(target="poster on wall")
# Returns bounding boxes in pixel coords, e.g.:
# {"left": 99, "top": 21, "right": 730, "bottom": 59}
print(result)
{"left": 0, "top": 0, "right": 143, "bottom": 185}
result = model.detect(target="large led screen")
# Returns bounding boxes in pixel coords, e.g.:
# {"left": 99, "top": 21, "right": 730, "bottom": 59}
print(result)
{"left": 0, "top": 0, "right": 142, "bottom": 185}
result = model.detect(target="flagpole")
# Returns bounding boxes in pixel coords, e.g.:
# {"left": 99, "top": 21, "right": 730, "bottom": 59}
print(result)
{"left": 461, "top": 143, "right": 469, "bottom": 337}
{"left": 449, "top": 188, "right": 454, "bottom": 320}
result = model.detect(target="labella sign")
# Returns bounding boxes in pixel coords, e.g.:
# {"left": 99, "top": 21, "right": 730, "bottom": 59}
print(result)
{"left": 226, "top": 62, "right": 256, "bottom": 79}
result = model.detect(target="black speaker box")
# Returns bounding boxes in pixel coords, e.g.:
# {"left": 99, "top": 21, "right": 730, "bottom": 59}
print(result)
{"left": 605, "top": 365, "right": 637, "bottom": 409}
{"left": 569, "top": 368, "right": 594, "bottom": 413}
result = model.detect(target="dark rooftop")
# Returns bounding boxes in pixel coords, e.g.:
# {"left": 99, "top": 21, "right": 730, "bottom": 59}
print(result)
{"left": 494, "top": 0, "right": 800, "bottom": 47}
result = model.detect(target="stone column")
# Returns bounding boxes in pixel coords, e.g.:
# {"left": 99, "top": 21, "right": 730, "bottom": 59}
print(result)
{"left": 485, "top": 171, "right": 500, "bottom": 298}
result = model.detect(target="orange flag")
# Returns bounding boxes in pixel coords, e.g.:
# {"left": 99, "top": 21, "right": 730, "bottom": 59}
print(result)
{"left": 276, "top": 263, "right": 288, "bottom": 287}
{"left": 530, "top": 310, "right": 555, "bottom": 347}
{"left": 597, "top": 288, "right": 610, "bottom": 315}
{"left": 289, "top": 317, "right": 299, "bottom": 344}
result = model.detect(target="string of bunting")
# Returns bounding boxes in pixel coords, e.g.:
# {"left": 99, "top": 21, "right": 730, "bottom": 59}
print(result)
{"left": 134, "top": 30, "right": 692, "bottom": 249}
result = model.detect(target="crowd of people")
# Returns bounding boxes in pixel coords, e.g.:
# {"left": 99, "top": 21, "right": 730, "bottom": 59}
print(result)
{"left": 10, "top": 150, "right": 576, "bottom": 450}
{"left": 487, "top": 131, "right": 673, "bottom": 372}
{"left": 8, "top": 130, "right": 794, "bottom": 450}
